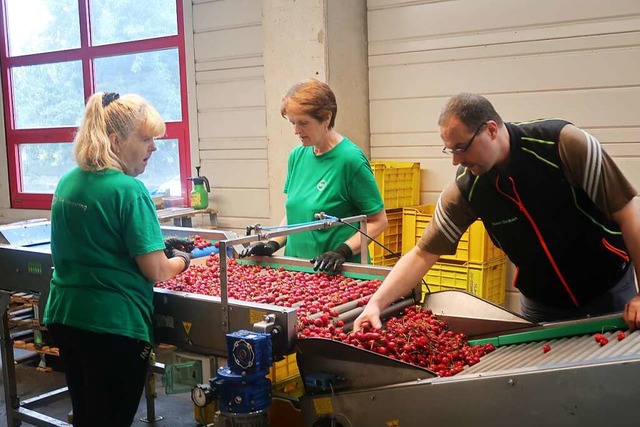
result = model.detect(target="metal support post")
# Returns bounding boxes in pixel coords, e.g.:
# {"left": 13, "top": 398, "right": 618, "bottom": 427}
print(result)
{"left": 140, "top": 354, "right": 165, "bottom": 424}
{"left": 359, "top": 217, "right": 369, "bottom": 264}
{"left": 219, "top": 240, "right": 229, "bottom": 333}
{"left": 0, "top": 292, "right": 20, "bottom": 427}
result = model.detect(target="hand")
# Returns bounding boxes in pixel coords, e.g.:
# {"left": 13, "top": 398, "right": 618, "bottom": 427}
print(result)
{"left": 353, "top": 303, "right": 382, "bottom": 332}
{"left": 168, "top": 248, "right": 192, "bottom": 272}
{"left": 164, "top": 237, "right": 195, "bottom": 258}
{"left": 311, "top": 243, "right": 352, "bottom": 272}
{"left": 239, "top": 241, "right": 280, "bottom": 258}
{"left": 624, "top": 294, "right": 640, "bottom": 331}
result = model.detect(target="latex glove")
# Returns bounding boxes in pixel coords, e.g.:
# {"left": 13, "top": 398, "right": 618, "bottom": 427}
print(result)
{"left": 164, "top": 237, "right": 195, "bottom": 258}
{"left": 239, "top": 241, "right": 280, "bottom": 258}
{"left": 311, "top": 243, "right": 353, "bottom": 272}
{"left": 168, "top": 248, "right": 193, "bottom": 272}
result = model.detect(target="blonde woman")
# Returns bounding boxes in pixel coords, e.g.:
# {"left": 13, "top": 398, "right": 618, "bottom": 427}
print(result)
{"left": 43, "top": 92, "right": 190, "bottom": 427}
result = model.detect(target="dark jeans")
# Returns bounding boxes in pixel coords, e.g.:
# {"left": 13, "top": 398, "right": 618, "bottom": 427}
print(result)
{"left": 520, "top": 265, "right": 638, "bottom": 324}
{"left": 47, "top": 324, "right": 151, "bottom": 427}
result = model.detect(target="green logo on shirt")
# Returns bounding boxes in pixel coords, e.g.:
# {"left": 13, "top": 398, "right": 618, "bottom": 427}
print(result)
{"left": 317, "top": 180, "right": 327, "bottom": 191}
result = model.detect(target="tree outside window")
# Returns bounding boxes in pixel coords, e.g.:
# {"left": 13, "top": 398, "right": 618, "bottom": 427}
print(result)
{"left": 1, "top": 0, "right": 190, "bottom": 208}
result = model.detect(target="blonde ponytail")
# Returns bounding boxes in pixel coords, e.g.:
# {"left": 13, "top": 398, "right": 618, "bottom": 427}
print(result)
{"left": 73, "top": 92, "right": 165, "bottom": 172}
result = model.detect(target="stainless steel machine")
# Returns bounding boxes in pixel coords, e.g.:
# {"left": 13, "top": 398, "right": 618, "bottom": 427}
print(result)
{"left": 297, "top": 291, "right": 640, "bottom": 427}
{"left": 0, "top": 217, "right": 409, "bottom": 427}
{"left": 6, "top": 219, "right": 635, "bottom": 426}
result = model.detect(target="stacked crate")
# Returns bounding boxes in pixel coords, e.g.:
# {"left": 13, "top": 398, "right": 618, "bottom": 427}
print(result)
{"left": 368, "top": 161, "right": 421, "bottom": 267}
{"left": 401, "top": 205, "right": 507, "bottom": 305}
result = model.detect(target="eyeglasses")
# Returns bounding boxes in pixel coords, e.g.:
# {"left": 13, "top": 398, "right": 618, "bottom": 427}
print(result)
{"left": 442, "top": 121, "right": 488, "bottom": 155}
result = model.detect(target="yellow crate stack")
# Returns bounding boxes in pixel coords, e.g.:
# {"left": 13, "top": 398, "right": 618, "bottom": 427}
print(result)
{"left": 401, "top": 205, "right": 504, "bottom": 263}
{"left": 371, "top": 161, "right": 420, "bottom": 209}
{"left": 400, "top": 205, "right": 507, "bottom": 305}
{"left": 369, "top": 207, "right": 403, "bottom": 266}
{"left": 368, "top": 161, "right": 421, "bottom": 267}
{"left": 423, "top": 258, "right": 507, "bottom": 305}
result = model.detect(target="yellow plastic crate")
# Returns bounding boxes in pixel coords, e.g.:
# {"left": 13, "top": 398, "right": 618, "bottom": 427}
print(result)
{"left": 266, "top": 352, "right": 300, "bottom": 385}
{"left": 371, "top": 161, "right": 420, "bottom": 209}
{"left": 421, "top": 258, "right": 507, "bottom": 305}
{"left": 401, "top": 205, "right": 504, "bottom": 263}
{"left": 369, "top": 208, "right": 403, "bottom": 267}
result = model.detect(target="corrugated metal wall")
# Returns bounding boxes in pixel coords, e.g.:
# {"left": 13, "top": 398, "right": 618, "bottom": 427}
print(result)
{"left": 191, "top": 0, "right": 268, "bottom": 229}
{"left": 368, "top": 0, "right": 640, "bottom": 204}
{"left": 366, "top": 0, "right": 640, "bottom": 306}
{"left": 188, "top": 0, "right": 640, "bottom": 231}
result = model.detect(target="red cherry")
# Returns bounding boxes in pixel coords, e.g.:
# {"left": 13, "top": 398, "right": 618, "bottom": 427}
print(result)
{"left": 542, "top": 344, "right": 551, "bottom": 353}
{"left": 617, "top": 331, "right": 626, "bottom": 341}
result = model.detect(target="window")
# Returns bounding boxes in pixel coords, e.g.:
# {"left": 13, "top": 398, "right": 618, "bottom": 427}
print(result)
{"left": 0, "top": 0, "right": 190, "bottom": 209}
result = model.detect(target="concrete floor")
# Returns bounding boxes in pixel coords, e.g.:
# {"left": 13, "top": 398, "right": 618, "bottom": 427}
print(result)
{"left": 0, "top": 353, "right": 203, "bottom": 427}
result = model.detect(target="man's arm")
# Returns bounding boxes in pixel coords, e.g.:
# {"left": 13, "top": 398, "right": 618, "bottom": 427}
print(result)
{"left": 353, "top": 246, "right": 440, "bottom": 331}
{"left": 612, "top": 198, "right": 640, "bottom": 330}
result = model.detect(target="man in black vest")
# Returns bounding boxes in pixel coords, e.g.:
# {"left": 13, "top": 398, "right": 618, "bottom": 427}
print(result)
{"left": 355, "top": 93, "right": 640, "bottom": 330}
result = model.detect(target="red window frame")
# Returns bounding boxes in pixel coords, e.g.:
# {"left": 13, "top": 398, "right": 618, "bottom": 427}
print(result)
{"left": 0, "top": 0, "right": 191, "bottom": 209}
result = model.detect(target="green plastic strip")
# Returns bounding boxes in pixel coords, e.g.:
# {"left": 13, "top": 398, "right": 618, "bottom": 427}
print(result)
{"left": 235, "top": 259, "right": 386, "bottom": 281}
{"left": 468, "top": 316, "right": 627, "bottom": 347}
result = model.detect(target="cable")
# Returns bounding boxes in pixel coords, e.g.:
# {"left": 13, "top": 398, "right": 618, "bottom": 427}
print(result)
{"left": 329, "top": 215, "right": 431, "bottom": 294}
{"left": 328, "top": 383, "right": 354, "bottom": 427}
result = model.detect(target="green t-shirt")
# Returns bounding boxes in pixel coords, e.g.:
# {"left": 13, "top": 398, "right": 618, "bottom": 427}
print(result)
{"left": 283, "top": 137, "right": 384, "bottom": 261}
{"left": 42, "top": 167, "right": 166, "bottom": 343}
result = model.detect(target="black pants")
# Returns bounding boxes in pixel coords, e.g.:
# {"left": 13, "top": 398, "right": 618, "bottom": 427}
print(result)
{"left": 520, "top": 265, "right": 638, "bottom": 324}
{"left": 47, "top": 324, "right": 151, "bottom": 427}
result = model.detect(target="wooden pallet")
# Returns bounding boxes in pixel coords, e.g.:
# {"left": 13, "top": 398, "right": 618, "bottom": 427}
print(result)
{"left": 13, "top": 340, "right": 59, "bottom": 356}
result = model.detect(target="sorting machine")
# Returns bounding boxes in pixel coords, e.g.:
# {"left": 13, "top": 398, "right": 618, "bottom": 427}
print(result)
{"left": 0, "top": 216, "right": 413, "bottom": 427}
{"left": 4, "top": 219, "right": 637, "bottom": 426}
{"left": 297, "top": 291, "right": 640, "bottom": 427}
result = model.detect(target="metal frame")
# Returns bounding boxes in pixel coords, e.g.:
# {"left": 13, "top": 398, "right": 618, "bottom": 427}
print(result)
{"left": 1, "top": 291, "right": 71, "bottom": 427}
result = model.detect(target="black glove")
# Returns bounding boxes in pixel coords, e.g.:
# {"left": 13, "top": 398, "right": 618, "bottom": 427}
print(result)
{"left": 239, "top": 241, "right": 280, "bottom": 258}
{"left": 311, "top": 243, "right": 353, "bottom": 272}
{"left": 164, "top": 237, "right": 195, "bottom": 258}
{"left": 168, "top": 248, "right": 192, "bottom": 272}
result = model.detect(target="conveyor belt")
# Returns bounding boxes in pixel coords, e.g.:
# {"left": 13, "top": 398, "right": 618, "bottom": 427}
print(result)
{"left": 298, "top": 294, "right": 640, "bottom": 427}
{"left": 464, "top": 329, "right": 640, "bottom": 375}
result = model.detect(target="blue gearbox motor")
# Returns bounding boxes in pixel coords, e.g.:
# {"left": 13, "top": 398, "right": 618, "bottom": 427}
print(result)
{"left": 194, "top": 329, "right": 273, "bottom": 418}
{"left": 226, "top": 329, "right": 272, "bottom": 373}
{"left": 216, "top": 330, "right": 273, "bottom": 413}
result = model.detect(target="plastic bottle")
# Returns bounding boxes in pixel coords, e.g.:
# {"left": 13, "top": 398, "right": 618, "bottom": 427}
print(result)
{"left": 187, "top": 167, "right": 211, "bottom": 209}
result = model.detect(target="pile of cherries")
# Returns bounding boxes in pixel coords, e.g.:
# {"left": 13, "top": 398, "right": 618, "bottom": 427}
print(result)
{"left": 193, "top": 234, "right": 212, "bottom": 250}
{"left": 305, "top": 306, "right": 495, "bottom": 377}
{"left": 155, "top": 254, "right": 382, "bottom": 310}
{"left": 155, "top": 254, "right": 495, "bottom": 377}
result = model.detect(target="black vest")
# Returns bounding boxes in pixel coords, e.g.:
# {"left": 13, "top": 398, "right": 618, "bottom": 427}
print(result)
{"left": 456, "top": 120, "right": 629, "bottom": 308}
